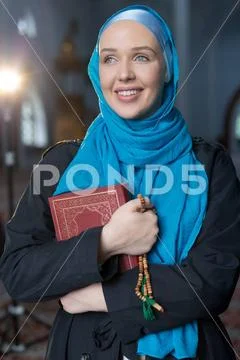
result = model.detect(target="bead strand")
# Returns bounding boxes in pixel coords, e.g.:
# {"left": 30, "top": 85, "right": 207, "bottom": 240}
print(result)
{"left": 134, "top": 194, "right": 164, "bottom": 314}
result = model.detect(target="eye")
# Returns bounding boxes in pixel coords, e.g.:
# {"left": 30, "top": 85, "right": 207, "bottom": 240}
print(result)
{"left": 104, "top": 56, "right": 117, "bottom": 64}
{"left": 134, "top": 55, "right": 149, "bottom": 62}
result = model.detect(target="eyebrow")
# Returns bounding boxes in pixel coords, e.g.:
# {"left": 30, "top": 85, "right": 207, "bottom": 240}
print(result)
{"left": 100, "top": 46, "right": 157, "bottom": 54}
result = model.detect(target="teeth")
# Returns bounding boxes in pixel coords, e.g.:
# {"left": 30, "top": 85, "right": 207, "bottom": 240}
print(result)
{"left": 118, "top": 89, "right": 139, "bottom": 96}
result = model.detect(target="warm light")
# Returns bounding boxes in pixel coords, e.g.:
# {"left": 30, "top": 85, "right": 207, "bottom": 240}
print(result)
{"left": 0, "top": 69, "right": 22, "bottom": 94}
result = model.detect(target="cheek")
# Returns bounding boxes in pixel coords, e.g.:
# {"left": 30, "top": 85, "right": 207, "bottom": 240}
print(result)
{"left": 145, "top": 68, "right": 165, "bottom": 97}
{"left": 138, "top": 63, "right": 164, "bottom": 88}
{"left": 99, "top": 67, "right": 106, "bottom": 90}
{"left": 99, "top": 67, "right": 114, "bottom": 92}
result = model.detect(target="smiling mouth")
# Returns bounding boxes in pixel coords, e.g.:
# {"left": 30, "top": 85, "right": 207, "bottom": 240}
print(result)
{"left": 115, "top": 88, "right": 143, "bottom": 102}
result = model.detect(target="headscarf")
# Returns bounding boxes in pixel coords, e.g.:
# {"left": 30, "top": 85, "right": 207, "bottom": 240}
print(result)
{"left": 54, "top": 5, "right": 208, "bottom": 359}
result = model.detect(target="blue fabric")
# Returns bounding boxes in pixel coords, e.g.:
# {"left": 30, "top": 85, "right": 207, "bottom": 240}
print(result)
{"left": 54, "top": 5, "right": 208, "bottom": 359}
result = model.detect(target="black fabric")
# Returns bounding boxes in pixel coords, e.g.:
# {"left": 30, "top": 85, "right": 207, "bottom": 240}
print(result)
{"left": 0, "top": 138, "right": 239, "bottom": 360}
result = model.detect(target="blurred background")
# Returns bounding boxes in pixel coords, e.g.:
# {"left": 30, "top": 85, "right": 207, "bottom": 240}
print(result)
{"left": 0, "top": 0, "right": 239, "bottom": 358}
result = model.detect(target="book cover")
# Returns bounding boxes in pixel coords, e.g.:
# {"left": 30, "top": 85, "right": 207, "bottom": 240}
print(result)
{"left": 49, "top": 184, "right": 138, "bottom": 272}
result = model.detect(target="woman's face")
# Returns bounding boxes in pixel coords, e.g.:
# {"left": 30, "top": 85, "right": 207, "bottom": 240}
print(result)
{"left": 99, "top": 20, "right": 167, "bottom": 119}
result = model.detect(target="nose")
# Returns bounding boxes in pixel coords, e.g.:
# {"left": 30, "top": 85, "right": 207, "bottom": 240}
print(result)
{"left": 117, "top": 59, "right": 135, "bottom": 82}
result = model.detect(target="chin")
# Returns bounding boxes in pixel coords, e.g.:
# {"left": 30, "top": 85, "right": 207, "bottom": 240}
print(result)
{"left": 111, "top": 101, "right": 155, "bottom": 120}
{"left": 120, "top": 113, "right": 141, "bottom": 119}
{"left": 113, "top": 106, "right": 144, "bottom": 120}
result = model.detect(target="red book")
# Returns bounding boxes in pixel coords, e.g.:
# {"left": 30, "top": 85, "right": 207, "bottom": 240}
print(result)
{"left": 48, "top": 184, "right": 138, "bottom": 272}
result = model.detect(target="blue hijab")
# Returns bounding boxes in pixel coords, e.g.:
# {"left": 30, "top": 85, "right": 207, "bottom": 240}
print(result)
{"left": 54, "top": 5, "right": 208, "bottom": 359}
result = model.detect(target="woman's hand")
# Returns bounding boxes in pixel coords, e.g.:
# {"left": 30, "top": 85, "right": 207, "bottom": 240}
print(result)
{"left": 60, "top": 283, "right": 107, "bottom": 314}
{"left": 100, "top": 197, "right": 159, "bottom": 260}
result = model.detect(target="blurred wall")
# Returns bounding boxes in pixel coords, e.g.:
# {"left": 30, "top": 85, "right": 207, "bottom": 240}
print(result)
{"left": 188, "top": 0, "right": 240, "bottom": 141}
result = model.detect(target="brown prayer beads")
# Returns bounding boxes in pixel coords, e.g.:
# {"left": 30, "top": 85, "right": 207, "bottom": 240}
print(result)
{"left": 135, "top": 194, "right": 164, "bottom": 313}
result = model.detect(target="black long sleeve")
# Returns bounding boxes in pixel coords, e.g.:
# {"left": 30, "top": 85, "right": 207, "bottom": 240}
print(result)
{"left": 0, "top": 142, "right": 118, "bottom": 302}
{"left": 102, "top": 146, "right": 240, "bottom": 344}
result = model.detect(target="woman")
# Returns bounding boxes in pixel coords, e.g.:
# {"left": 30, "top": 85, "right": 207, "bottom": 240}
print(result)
{"left": 0, "top": 5, "right": 240, "bottom": 360}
